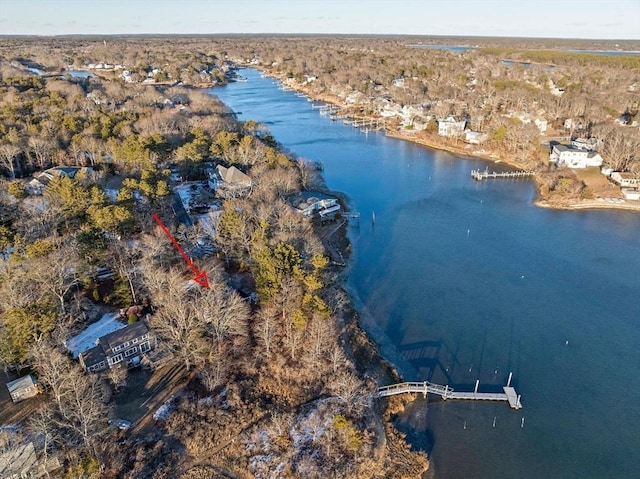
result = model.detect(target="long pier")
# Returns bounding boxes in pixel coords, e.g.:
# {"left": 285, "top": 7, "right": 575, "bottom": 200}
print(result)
{"left": 378, "top": 373, "right": 522, "bottom": 410}
{"left": 471, "top": 169, "right": 536, "bottom": 181}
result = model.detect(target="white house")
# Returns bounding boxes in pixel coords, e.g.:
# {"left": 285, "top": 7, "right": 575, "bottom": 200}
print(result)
{"left": 438, "top": 116, "right": 466, "bottom": 137}
{"left": 550, "top": 144, "right": 603, "bottom": 168}
{"left": 610, "top": 172, "right": 640, "bottom": 188}
{"left": 571, "top": 137, "right": 599, "bottom": 151}
{"left": 621, "top": 189, "right": 640, "bottom": 200}
{"left": 464, "top": 130, "right": 489, "bottom": 144}
{"left": 515, "top": 113, "right": 547, "bottom": 134}
{"left": 289, "top": 191, "right": 340, "bottom": 217}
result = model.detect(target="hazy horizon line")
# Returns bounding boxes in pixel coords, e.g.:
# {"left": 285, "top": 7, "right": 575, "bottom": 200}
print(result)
{"left": 1, "top": 33, "right": 638, "bottom": 42}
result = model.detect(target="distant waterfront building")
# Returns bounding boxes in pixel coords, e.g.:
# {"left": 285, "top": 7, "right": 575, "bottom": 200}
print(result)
{"left": 438, "top": 116, "right": 466, "bottom": 137}
{"left": 610, "top": 171, "right": 640, "bottom": 189}
{"left": 550, "top": 144, "right": 603, "bottom": 169}
{"left": 464, "top": 130, "right": 489, "bottom": 144}
{"left": 288, "top": 191, "right": 340, "bottom": 217}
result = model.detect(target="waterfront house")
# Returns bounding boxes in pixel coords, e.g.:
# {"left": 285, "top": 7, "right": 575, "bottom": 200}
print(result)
{"left": 6, "top": 374, "right": 39, "bottom": 403}
{"left": 610, "top": 171, "right": 640, "bottom": 189}
{"left": 79, "top": 321, "right": 156, "bottom": 373}
{"left": 550, "top": 144, "right": 603, "bottom": 168}
{"left": 621, "top": 189, "right": 640, "bottom": 200}
{"left": 438, "top": 116, "right": 466, "bottom": 137}
{"left": 464, "top": 130, "right": 489, "bottom": 144}
{"left": 289, "top": 191, "right": 340, "bottom": 217}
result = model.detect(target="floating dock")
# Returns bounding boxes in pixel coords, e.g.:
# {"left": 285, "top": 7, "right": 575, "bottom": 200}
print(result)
{"left": 378, "top": 373, "right": 522, "bottom": 410}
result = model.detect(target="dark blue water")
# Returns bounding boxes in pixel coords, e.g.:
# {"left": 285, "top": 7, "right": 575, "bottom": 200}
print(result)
{"left": 211, "top": 69, "right": 640, "bottom": 479}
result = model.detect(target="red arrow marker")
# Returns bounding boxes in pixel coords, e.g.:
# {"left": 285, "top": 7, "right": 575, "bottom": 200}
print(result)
{"left": 152, "top": 213, "right": 210, "bottom": 289}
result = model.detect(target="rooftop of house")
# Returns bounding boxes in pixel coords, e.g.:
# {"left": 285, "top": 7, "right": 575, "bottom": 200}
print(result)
{"left": 6, "top": 374, "right": 36, "bottom": 393}
{"left": 216, "top": 165, "right": 251, "bottom": 186}
{"left": 98, "top": 321, "right": 150, "bottom": 354}
{"left": 288, "top": 191, "right": 337, "bottom": 211}
{"left": 79, "top": 344, "right": 106, "bottom": 366}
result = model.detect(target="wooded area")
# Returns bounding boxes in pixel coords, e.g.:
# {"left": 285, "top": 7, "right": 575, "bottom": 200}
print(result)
{"left": 2, "top": 34, "right": 638, "bottom": 477}
{"left": 0, "top": 36, "right": 428, "bottom": 478}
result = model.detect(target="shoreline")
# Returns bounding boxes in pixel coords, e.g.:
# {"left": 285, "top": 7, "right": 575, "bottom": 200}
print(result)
{"left": 252, "top": 67, "right": 640, "bottom": 214}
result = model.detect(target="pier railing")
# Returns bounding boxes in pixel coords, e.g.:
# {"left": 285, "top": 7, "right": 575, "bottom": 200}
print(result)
{"left": 378, "top": 374, "right": 523, "bottom": 410}
{"left": 471, "top": 169, "right": 536, "bottom": 181}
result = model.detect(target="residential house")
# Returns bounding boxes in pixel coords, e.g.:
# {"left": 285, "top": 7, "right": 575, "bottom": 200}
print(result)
{"left": 564, "top": 118, "right": 586, "bottom": 131}
{"left": 214, "top": 165, "right": 252, "bottom": 189}
{"left": 550, "top": 144, "right": 603, "bottom": 168}
{"left": 438, "top": 116, "right": 466, "bottom": 137}
{"left": 464, "top": 130, "right": 489, "bottom": 145}
{"left": 400, "top": 105, "right": 428, "bottom": 128}
{"left": 79, "top": 321, "right": 156, "bottom": 373}
{"left": 571, "top": 137, "right": 599, "bottom": 151}
{"left": 514, "top": 113, "right": 547, "bottom": 134}
{"left": 610, "top": 172, "right": 640, "bottom": 189}
{"left": 621, "top": 189, "right": 640, "bottom": 200}
{"left": 26, "top": 166, "right": 94, "bottom": 196}
{"left": 6, "top": 374, "right": 39, "bottom": 403}
{"left": 289, "top": 191, "right": 340, "bottom": 217}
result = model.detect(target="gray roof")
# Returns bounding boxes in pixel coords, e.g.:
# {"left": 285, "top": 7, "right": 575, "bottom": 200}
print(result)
{"left": 553, "top": 144, "right": 572, "bottom": 152}
{"left": 79, "top": 345, "right": 106, "bottom": 367}
{"left": 216, "top": 165, "right": 252, "bottom": 186}
{"left": 98, "top": 321, "right": 149, "bottom": 355}
{"left": 6, "top": 375, "right": 36, "bottom": 394}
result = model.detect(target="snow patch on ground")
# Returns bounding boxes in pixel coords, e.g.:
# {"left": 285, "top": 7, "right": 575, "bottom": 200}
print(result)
{"left": 65, "top": 312, "right": 125, "bottom": 358}
{"left": 289, "top": 398, "right": 337, "bottom": 449}
{"left": 153, "top": 395, "right": 176, "bottom": 420}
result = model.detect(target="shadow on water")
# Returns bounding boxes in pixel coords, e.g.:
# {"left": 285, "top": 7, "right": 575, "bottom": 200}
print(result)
{"left": 397, "top": 339, "right": 514, "bottom": 393}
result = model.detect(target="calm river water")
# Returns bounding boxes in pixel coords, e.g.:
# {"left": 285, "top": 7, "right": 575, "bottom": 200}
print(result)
{"left": 211, "top": 69, "right": 640, "bottom": 479}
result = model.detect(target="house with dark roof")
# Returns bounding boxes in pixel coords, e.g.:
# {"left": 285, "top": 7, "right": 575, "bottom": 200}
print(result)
{"left": 79, "top": 321, "right": 156, "bottom": 373}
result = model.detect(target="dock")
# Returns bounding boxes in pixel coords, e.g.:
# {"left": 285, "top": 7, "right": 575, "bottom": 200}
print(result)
{"left": 351, "top": 118, "right": 385, "bottom": 131}
{"left": 378, "top": 373, "right": 522, "bottom": 410}
{"left": 471, "top": 169, "right": 536, "bottom": 181}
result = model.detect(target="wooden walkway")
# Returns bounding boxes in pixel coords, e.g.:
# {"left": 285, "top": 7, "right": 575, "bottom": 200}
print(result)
{"left": 378, "top": 374, "right": 523, "bottom": 410}
{"left": 471, "top": 169, "right": 536, "bottom": 181}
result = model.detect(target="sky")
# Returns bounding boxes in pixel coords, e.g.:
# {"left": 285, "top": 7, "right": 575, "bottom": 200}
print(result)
{"left": 1, "top": 0, "right": 639, "bottom": 39}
